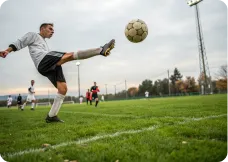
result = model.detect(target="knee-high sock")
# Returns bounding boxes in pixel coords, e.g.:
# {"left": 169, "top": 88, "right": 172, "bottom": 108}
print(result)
{"left": 48, "top": 93, "right": 65, "bottom": 117}
{"left": 21, "top": 102, "right": 26, "bottom": 109}
{"left": 95, "top": 100, "right": 99, "bottom": 106}
{"left": 31, "top": 103, "right": 35, "bottom": 108}
{"left": 73, "top": 48, "right": 102, "bottom": 60}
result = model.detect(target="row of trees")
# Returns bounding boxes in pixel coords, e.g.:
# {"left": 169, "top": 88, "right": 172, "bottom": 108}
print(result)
{"left": 108, "top": 65, "right": 227, "bottom": 99}
{"left": 215, "top": 65, "right": 227, "bottom": 92}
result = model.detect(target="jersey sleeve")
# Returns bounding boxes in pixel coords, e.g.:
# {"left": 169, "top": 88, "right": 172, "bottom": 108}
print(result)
{"left": 9, "top": 32, "right": 36, "bottom": 51}
{"left": 96, "top": 87, "right": 100, "bottom": 92}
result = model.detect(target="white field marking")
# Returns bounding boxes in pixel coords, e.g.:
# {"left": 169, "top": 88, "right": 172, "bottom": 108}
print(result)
{"left": 3, "top": 114, "right": 227, "bottom": 158}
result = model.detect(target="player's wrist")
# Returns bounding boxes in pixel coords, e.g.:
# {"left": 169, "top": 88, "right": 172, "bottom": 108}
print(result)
{"left": 6, "top": 47, "right": 13, "bottom": 53}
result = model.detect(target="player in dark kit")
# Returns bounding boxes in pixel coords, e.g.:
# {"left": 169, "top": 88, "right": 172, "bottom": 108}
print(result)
{"left": 17, "top": 94, "right": 22, "bottom": 110}
{"left": 86, "top": 89, "right": 92, "bottom": 105}
{"left": 90, "top": 82, "right": 100, "bottom": 107}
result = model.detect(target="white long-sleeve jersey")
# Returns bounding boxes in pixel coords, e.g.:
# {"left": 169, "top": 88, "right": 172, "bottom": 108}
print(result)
{"left": 28, "top": 85, "right": 35, "bottom": 95}
{"left": 10, "top": 32, "right": 50, "bottom": 69}
{"left": 7, "top": 97, "right": 13, "bottom": 103}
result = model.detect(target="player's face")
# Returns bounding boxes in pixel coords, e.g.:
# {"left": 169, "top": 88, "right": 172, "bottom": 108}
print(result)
{"left": 31, "top": 80, "right": 35, "bottom": 85}
{"left": 94, "top": 82, "right": 96, "bottom": 86}
{"left": 42, "top": 25, "right": 54, "bottom": 38}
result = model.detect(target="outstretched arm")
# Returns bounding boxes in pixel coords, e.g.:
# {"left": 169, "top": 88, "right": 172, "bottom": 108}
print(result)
{"left": 0, "top": 47, "right": 13, "bottom": 58}
{"left": 0, "top": 32, "right": 35, "bottom": 58}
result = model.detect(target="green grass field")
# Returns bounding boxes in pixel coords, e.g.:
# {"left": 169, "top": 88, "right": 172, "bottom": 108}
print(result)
{"left": 0, "top": 94, "right": 227, "bottom": 162}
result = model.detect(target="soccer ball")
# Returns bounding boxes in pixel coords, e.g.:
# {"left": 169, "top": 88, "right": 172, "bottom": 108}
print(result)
{"left": 125, "top": 19, "right": 148, "bottom": 43}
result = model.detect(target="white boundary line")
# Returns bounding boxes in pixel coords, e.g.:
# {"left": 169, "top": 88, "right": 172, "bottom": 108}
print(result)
{"left": 3, "top": 114, "right": 226, "bottom": 159}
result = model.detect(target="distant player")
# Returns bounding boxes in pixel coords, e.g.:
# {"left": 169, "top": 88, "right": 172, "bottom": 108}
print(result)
{"left": 0, "top": 23, "right": 115, "bottom": 122}
{"left": 101, "top": 95, "right": 105, "bottom": 102}
{"left": 145, "top": 91, "right": 149, "bottom": 98}
{"left": 86, "top": 89, "right": 92, "bottom": 105}
{"left": 21, "top": 80, "right": 36, "bottom": 111}
{"left": 17, "top": 94, "right": 22, "bottom": 109}
{"left": 90, "top": 82, "right": 100, "bottom": 107}
{"left": 7, "top": 95, "right": 13, "bottom": 108}
{"left": 79, "top": 96, "right": 83, "bottom": 104}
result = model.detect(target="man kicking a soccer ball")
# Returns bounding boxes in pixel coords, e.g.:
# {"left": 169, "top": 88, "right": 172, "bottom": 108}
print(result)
{"left": 0, "top": 23, "right": 115, "bottom": 123}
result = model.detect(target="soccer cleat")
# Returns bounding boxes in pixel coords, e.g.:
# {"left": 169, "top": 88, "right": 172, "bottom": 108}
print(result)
{"left": 100, "top": 39, "right": 115, "bottom": 56}
{"left": 31, "top": 108, "right": 34, "bottom": 111}
{"left": 45, "top": 115, "right": 64, "bottom": 123}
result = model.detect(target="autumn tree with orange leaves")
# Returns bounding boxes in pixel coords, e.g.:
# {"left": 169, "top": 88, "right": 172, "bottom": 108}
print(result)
{"left": 216, "top": 65, "right": 227, "bottom": 92}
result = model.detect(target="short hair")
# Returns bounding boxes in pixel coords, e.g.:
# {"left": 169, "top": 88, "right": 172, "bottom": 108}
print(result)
{"left": 40, "top": 23, "right": 54, "bottom": 31}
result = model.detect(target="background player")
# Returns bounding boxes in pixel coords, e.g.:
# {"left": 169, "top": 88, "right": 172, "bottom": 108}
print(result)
{"left": 17, "top": 94, "right": 22, "bottom": 109}
{"left": 7, "top": 95, "right": 13, "bottom": 108}
{"left": 145, "top": 91, "right": 149, "bottom": 98}
{"left": 101, "top": 95, "right": 105, "bottom": 102}
{"left": 21, "top": 80, "right": 36, "bottom": 111}
{"left": 90, "top": 82, "right": 100, "bottom": 107}
{"left": 79, "top": 96, "right": 83, "bottom": 104}
{"left": 86, "top": 89, "right": 92, "bottom": 105}
{"left": 0, "top": 23, "right": 115, "bottom": 122}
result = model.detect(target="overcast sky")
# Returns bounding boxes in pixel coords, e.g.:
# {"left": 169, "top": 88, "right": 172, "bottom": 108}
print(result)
{"left": 0, "top": 0, "right": 227, "bottom": 96}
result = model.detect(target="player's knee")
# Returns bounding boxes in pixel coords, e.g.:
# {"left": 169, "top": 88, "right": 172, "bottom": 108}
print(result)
{"left": 59, "top": 89, "right": 67, "bottom": 95}
{"left": 58, "top": 86, "right": 67, "bottom": 95}
{"left": 56, "top": 53, "right": 74, "bottom": 66}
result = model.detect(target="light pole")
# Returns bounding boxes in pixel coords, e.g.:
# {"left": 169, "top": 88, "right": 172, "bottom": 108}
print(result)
{"left": 76, "top": 62, "right": 81, "bottom": 101}
{"left": 105, "top": 84, "right": 107, "bottom": 95}
{"left": 125, "top": 80, "right": 128, "bottom": 99}
{"left": 114, "top": 85, "right": 116, "bottom": 96}
{"left": 186, "top": 0, "right": 212, "bottom": 94}
{"left": 167, "top": 70, "right": 171, "bottom": 96}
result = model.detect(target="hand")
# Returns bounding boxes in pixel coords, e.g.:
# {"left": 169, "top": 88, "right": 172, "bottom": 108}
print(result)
{"left": 0, "top": 51, "right": 9, "bottom": 58}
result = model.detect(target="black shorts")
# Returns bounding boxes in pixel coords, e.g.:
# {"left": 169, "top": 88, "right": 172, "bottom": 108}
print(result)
{"left": 38, "top": 51, "right": 66, "bottom": 88}
{"left": 92, "top": 93, "right": 98, "bottom": 100}
{"left": 17, "top": 101, "right": 22, "bottom": 105}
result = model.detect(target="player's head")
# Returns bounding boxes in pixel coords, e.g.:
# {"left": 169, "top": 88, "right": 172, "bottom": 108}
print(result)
{"left": 9, "top": 95, "right": 11, "bottom": 97}
{"left": 19, "top": 94, "right": 21, "bottom": 96}
{"left": 94, "top": 82, "right": 96, "bottom": 86}
{"left": 39, "top": 23, "right": 54, "bottom": 39}
{"left": 31, "top": 80, "right": 35, "bottom": 85}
